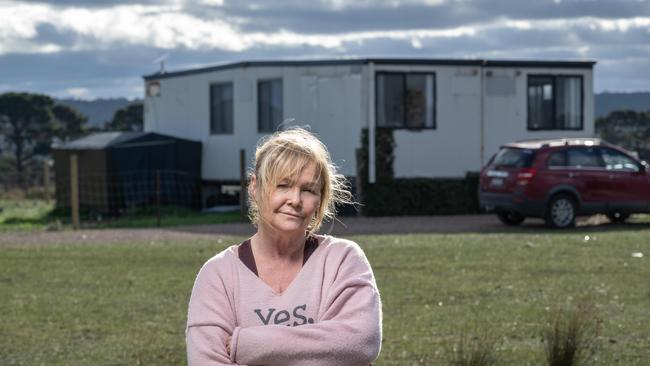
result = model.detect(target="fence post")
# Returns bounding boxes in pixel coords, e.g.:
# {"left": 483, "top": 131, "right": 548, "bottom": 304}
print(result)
{"left": 156, "top": 169, "right": 161, "bottom": 227}
{"left": 70, "top": 153, "right": 80, "bottom": 230}
{"left": 239, "top": 149, "right": 247, "bottom": 221}
{"left": 355, "top": 148, "right": 364, "bottom": 217}
{"left": 43, "top": 161, "right": 50, "bottom": 202}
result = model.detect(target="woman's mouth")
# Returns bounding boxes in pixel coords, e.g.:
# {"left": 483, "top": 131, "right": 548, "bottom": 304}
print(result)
{"left": 280, "top": 211, "right": 302, "bottom": 218}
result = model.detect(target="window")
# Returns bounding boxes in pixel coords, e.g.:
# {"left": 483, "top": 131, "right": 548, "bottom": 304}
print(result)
{"left": 567, "top": 147, "right": 603, "bottom": 169}
{"left": 210, "top": 82, "right": 233, "bottom": 134}
{"left": 528, "top": 75, "right": 582, "bottom": 130}
{"left": 547, "top": 150, "right": 568, "bottom": 167}
{"left": 376, "top": 72, "right": 435, "bottom": 129}
{"left": 492, "top": 148, "right": 535, "bottom": 168}
{"left": 258, "top": 79, "right": 283, "bottom": 133}
{"left": 601, "top": 148, "right": 640, "bottom": 172}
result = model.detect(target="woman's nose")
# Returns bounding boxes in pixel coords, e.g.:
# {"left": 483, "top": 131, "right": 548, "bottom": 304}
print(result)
{"left": 287, "top": 187, "right": 302, "bottom": 207}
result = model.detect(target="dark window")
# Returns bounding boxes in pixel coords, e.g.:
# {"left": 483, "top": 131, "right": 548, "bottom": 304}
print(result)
{"left": 547, "top": 150, "right": 568, "bottom": 167}
{"left": 567, "top": 147, "right": 604, "bottom": 168}
{"left": 492, "top": 148, "right": 536, "bottom": 168}
{"left": 258, "top": 79, "right": 283, "bottom": 133}
{"left": 601, "top": 148, "right": 640, "bottom": 172}
{"left": 376, "top": 72, "right": 435, "bottom": 129}
{"left": 210, "top": 82, "right": 233, "bottom": 134}
{"left": 528, "top": 75, "right": 583, "bottom": 130}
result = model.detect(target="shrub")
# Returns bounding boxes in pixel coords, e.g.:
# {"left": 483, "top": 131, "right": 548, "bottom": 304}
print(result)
{"left": 543, "top": 299, "right": 602, "bottom": 366}
{"left": 358, "top": 128, "right": 480, "bottom": 216}
{"left": 446, "top": 330, "right": 500, "bottom": 366}
{"left": 361, "top": 174, "right": 480, "bottom": 216}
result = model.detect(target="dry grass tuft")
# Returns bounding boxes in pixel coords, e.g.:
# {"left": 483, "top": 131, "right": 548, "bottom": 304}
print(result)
{"left": 446, "top": 329, "right": 500, "bottom": 366}
{"left": 543, "top": 298, "right": 602, "bottom": 366}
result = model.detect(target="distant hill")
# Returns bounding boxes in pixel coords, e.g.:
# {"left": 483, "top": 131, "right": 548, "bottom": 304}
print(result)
{"left": 595, "top": 92, "right": 650, "bottom": 118}
{"left": 53, "top": 93, "right": 647, "bottom": 126}
{"left": 56, "top": 98, "right": 142, "bottom": 127}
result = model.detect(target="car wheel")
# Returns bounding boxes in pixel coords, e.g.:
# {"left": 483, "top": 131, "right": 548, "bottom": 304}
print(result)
{"left": 496, "top": 210, "right": 525, "bottom": 226}
{"left": 545, "top": 194, "right": 576, "bottom": 229}
{"left": 607, "top": 212, "right": 630, "bottom": 223}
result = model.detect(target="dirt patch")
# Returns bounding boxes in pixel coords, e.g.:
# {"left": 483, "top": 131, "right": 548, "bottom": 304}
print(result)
{"left": 1, "top": 214, "right": 647, "bottom": 246}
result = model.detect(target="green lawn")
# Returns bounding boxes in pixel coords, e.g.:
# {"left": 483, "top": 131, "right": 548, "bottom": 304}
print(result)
{"left": 0, "top": 199, "right": 242, "bottom": 231}
{"left": 1, "top": 230, "right": 649, "bottom": 365}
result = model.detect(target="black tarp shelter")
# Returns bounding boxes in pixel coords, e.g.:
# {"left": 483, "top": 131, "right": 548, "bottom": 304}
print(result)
{"left": 53, "top": 132, "right": 202, "bottom": 214}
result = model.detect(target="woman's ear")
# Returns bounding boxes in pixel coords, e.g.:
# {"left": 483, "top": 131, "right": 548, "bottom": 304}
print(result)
{"left": 248, "top": 174, "right": 257, "bottom": 198}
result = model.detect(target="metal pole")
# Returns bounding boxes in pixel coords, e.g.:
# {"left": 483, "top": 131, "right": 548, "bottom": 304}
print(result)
{"left": 70, "top": 153, "right": 80, "bottom": 230}
{"left": 239, "top": 149, "right": 247, "bottom": 221}
{"left": 480, "top": 61, "right": 486, "bottom": 167}
{"left": 355, "top": 148, "right": 364, "bottom": 217}
{"left": 368, "top": 61, "right": 376, "bottom": 184}
{"left": 156, "top": 169, "right": 161, "bottom": 227}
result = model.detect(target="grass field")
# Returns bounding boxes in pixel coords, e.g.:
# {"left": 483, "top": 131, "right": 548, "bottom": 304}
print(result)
{"left": 2, "top": 228, "right": 649, "bottom": 365}
{"left": 0, "top": 199, "right": 242, "bottom": 231}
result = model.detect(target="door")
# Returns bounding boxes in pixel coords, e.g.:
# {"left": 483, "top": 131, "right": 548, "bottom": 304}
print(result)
{"left": 565, "top": 147, "right": 609, "bottom": 212}
{"left": 600, "top": 147, "right": 650, "bottom": 212}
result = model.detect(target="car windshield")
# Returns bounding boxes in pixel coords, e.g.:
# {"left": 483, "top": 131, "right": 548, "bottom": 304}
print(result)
{"left": 491, "top": 148, "right": 535, "bottom": 168}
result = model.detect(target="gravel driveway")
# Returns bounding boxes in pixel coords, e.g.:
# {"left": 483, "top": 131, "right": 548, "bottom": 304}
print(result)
{"left": 0, "top": 213, "right": 644, "bottom": 246}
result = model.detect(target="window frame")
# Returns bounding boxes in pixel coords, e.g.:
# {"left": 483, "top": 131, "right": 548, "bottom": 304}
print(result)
{"left": 599, "top": 147, "right": 642, "bottom": 173}
{"left": 546, "top": 149, "right": 568, "bottom": 169}
{"left": 257, "top": 78, "right": 283, "bottom": 133}
{"left": 375, "top": 71, "right": 437, "bottom": 130}
{"left": 209, "top": 81, "right": 234, "bottom": 135}
{"left": 527, "top": 74, "right": 584, "bottom": 131}
{"left": 566, "top": 146, "right": 605, "bottom": 170}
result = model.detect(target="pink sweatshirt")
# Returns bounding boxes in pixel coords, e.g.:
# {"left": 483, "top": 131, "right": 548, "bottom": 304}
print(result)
{"left": 186, "top": 235, "right": 382, "bottom": 366}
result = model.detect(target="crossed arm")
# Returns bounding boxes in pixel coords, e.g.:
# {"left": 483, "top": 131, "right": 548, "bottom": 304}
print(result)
{"left": 186, "top": 249, "right": 382, "bottom": 366}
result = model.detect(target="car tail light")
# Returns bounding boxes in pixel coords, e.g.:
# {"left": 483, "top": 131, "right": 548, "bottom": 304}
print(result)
{"left": 516, "top": 168, "right": 537, "bottom": 186}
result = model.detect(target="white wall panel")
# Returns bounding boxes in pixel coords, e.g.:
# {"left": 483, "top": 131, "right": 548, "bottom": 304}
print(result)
{"left": 144, "top": 62, "right": 594, "bottom": 181}
{"left": 482, "top": 67, "right": 595, "bottom": 162}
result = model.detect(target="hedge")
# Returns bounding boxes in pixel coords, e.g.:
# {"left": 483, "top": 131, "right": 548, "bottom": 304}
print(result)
{"left": 358, "top": 128, "right": 480, "bottom": 216}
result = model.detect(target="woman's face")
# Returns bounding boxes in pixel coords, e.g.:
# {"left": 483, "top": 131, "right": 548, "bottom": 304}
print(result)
{"left": 255, "top": 163, "right": 322, "bottom": 236}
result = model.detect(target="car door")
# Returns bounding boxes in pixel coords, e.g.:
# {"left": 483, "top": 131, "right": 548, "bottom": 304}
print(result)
{"left": 600, "top": 147, "right": 650, "bottom": 212}
{"left": 566, "top": 147, "right": 609, "bottom": 212}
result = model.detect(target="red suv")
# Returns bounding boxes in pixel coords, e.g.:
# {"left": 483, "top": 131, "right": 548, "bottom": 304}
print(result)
{"left": 479, "top": 138, "right": 650, "bottom": 228}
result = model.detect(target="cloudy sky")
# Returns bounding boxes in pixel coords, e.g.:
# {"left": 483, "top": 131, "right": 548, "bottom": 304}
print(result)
{"left": 1, "top": 0, "right": 649, "bottom": 100}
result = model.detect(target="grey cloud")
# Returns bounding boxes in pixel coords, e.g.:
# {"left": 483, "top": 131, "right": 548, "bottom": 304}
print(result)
{"left": 32, "top": 23, "right": 79, "bottom": 48}
{"left": 595, "top": 58, "right": 650, "bottom": 92}
{"left": 0, "top": 43, "right": 333, "bottom": 98}
{"left": 17, "top": 0, "right": 168, "bottom": 7}
{"left": 185, "top": 0, "right": 650, "bottom": 34}
{"left": 2, "top": 0, "right": 649, "bottom": 97}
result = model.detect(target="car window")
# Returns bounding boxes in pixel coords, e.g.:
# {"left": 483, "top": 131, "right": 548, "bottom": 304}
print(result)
{"left": 567, "top": 147, "right": 604, "bottom": 169}
{"left": 492, "top": 148, "right": 535, "bottom": 168}
{"left": 547, "top": 150, "right": 567, "bottom": 167}
{"left": 601, "top": 148, "right": 640, "bottom": 172}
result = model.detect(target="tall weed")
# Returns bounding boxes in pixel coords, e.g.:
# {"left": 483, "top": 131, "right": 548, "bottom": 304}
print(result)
{"left": 446, "top": 329, "right": 500, "bottom": 366}
{"left": 543, "top": 299, "right": 602, "bottom": 366}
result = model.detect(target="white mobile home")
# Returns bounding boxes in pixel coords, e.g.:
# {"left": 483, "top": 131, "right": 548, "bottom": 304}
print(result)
{"left": 143, "top": 58, "right": 595, "bottom": 195}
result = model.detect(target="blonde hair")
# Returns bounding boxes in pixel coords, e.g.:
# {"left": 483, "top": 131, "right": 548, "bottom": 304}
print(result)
{"left": 248, "top": 127, "right": 352, "bottom": 234}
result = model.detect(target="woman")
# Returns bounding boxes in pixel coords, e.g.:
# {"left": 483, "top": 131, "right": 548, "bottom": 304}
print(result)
{"left": 186, "top": 127, "right": 382, "bottom": 365}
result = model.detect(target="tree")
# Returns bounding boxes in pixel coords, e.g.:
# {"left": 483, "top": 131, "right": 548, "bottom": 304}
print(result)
{"left": 52, "top": 104, "right": 88, "bottom": 141}
{"left": 104, "top": 102, "right": 143, "bottom": 131}
{"left": 0, "top": 92, "right": 55, "bottom": 179}
{"left": 595, "top": 110, "right": 650, "bottom": 162}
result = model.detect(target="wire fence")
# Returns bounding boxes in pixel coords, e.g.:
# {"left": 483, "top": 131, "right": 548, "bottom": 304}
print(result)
{"left": 56, "top": 169, "right": 202, "bottom": 222}
{"left": 59, "top": 170, "right": 198, "bottom": 209}
{"left": 0, "top": 169, "right": 204, "bottom": 227}
{"left": 0, "top": 170, "right": 54, "bottom": 201}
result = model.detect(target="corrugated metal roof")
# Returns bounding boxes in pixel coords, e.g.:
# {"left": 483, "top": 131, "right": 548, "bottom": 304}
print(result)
{"left": 53, "top": 132, "right": 146, "bottom": 150}
{"left": 143, "top": 58, "right": 597, "bottom": 81}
